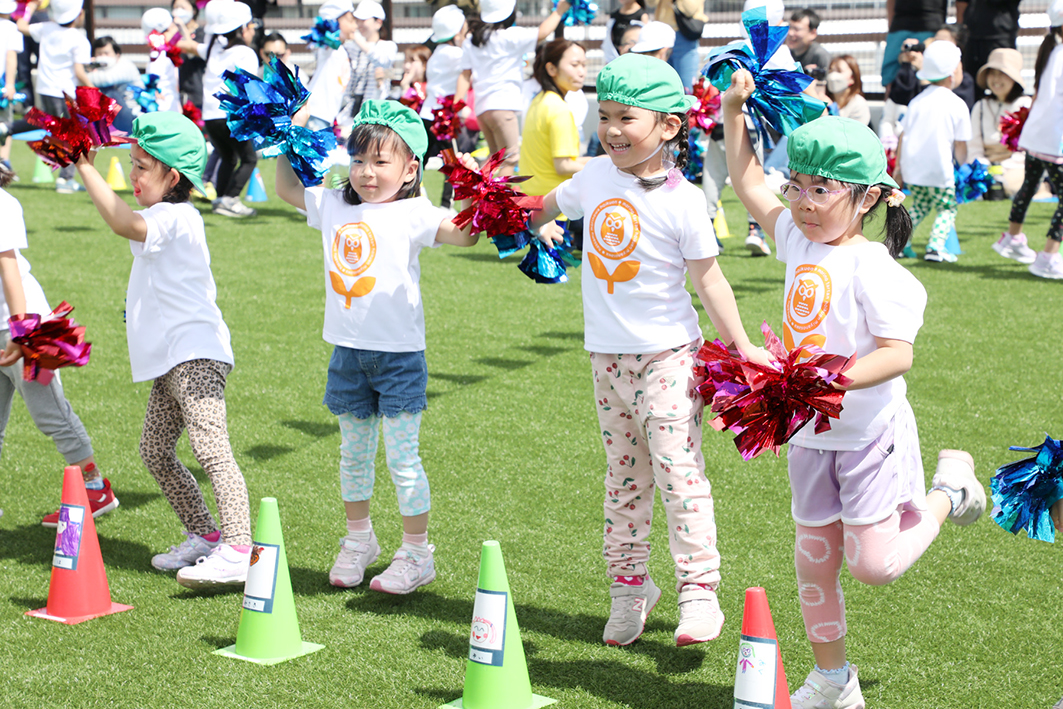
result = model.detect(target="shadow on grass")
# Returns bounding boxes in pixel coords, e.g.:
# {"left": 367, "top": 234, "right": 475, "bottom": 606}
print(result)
{"left": 105, "top": 490, "right": 162, "bottom": 513}
{"left": 449, "top": 252, "right": 515, "bottom": 263}
{"left": 281, "top": 420, "right": 339, "bottom": 439}
{"left": 416, "top": 630, "right": 724, "bottom": 708}
{"left": 517, "top": 345, "right": 569, "bottom": 357}
{"left": 243, "top": 444, "right": 296, "bottom": 461}
{"left": 907, "top": 260, "right": 1035, "bottom": 280}
{"left": 432, "top": 373, "right": 489, "bottom": 386}
{"left": 9, "top": 596, "right": 48, "bottom": 611}
{"left": 474, "top": 357, "right": 534, "bottom": 371}
{"left": 201, "top": 635, "right": 237, "bottom": 651}
{"left": 0, "top": 524, "right": 154, "bottom": 574}
{"left": 540, "top": 330, "right": 582, "bottom": 341}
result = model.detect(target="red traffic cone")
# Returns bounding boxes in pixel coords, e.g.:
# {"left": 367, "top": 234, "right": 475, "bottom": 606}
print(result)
{"left": 26, "top": 466, "right": 133, "bottom": 624}
{"left": 734, "top": 587, "right": 791, "bottom": 709}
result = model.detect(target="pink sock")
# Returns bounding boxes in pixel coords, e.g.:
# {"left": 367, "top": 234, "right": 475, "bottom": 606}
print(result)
{"left": 403, "top": 532, "right": 428, "bottom": 547}
{"left": 615, "top": 575, "right": 644, "bottom": 586}
{"left": 202, "top": 530, "right": 221, "bottom": 543}
{"left": 231, "top": 544, "right": 251, "bottom": 553}
{"left": 347, "top": 517, "right": 372, "bottom": 533}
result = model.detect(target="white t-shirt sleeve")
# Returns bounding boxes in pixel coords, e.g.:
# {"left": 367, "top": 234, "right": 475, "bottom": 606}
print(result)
{"left": 676, "top": 186, "right": 719, "bottom": 260}
{"left": 4, "top": 22, "right": 24, "bottom": 54}
{"left": 304, "top": 185, "right": 330, "bottom": 230}
{"left": 196, "top": 41, "right": 208, "bottom": 60}
{"left": 552, "top": 168, "right": 585, "bottom": 219}
{"left": 132, "top": 204, "right": 179, "bottom": 258}
{"left": 368, "top": 40, "right": 397, "bottom": 68}
{"left": 232, "top": 45, "right": 259, "bottom": 75}
{"left": 773, "top": 209, "right": 794, "bottom": 264}
{"left": 855, "top": 257, "right": 927, "bottom": 344}
{"left": 27, "top": 22, "right": 45, "bottom": 43}
{"left": 508, "top": 26, "right": 539, "bottom": 57}
{"left": 0, "top": 192, "right": 27, "bottom": 252}
{"left": 459, "top": 43, "right": 472, "bottom": 71}
{"left": 412, "top": 202, "right": 451, "bottom": 249}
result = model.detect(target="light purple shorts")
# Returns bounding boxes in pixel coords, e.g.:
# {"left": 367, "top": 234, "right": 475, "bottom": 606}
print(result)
{"left": 787, "top": 400, "right": 927, "bottom": 527}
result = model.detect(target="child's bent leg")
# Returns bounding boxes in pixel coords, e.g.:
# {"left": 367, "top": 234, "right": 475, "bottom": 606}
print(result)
{"left": 844, "top": 508, "right": 940, "bottom": 587}
{"left": 925, "top": 187, "right": 958, "bottom": 254}
{"left": 905, "top": 184, "right": 931, "bottom": 231}
{"left": 477, "top": 110, "right": 520, "bottom": 175}
{"left": 15, "top": 372, "right": 96, "bottom": 476}
{"left": 794, "top": 521, "right": 847, "bottom": 654}
{"left": 170, "top": 360, "right": 251, "bottom": 546}
{"left": 140, "top": 372, "right": 218, "bottom": 538}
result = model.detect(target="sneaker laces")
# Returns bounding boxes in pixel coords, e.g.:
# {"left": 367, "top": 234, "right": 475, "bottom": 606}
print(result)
{"left": 679, "top": 598, "right": 718, "bottom": 622}
{"left": 167, "top": 531, "right": 198, "bottom": 555}
{"left": 336, "top": 536, "right": 373, "bottom": 567}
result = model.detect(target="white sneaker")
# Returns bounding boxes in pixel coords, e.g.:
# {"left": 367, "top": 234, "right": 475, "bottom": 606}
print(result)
{"left": 369, "top": 543, "right": 436, "bottom": 594}
{"left": 932, "top": 449, "right": 986, "bottom": 526}
{"left": 55, "top": 178, "right": 86, "bottom": 194}
{"left": 674, "top": 584, "right": 724, "bottom": 646}
{"left": 175, "top": 544, "right": 250, "bottom": 588}
{"left": 1029, "top": 251, "right": 1063, "bottom": 279}
{"left": 329, "top": 530, "right": 380, "bottom": 588}
{"left": 791, "top": 665, "right": 865, "bottom": 709}
{"left": 152, "top": 531, "right": 221, "bottom": 571}
{"left": 924, "top": 248, "right": 958, "bottom": 263}
{"left": 212, "top": 195, "right": 257, "bottom": 218}
{"left": 603, "top": 575, "right": 662, "bottom": 646}
{"left": 745, "top": 226, "right": 771, "bottom": 256}
{"left": 993, "top": 232, "right": 1037, "bottom": 264}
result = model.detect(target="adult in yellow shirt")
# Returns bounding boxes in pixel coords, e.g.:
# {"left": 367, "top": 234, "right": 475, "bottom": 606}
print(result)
{"left": 520, "top": 39, "right": 591, "bottom": 199}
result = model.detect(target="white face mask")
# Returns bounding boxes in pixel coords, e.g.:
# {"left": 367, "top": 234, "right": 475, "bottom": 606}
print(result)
{"left": 94, "top": 55, "right": 115, "bottom": 67}
{"left": 826, "top": 72, "right": 850, "bottom": 94}
{"left": 173, "top": 7, "right": 193, "bottom": 24}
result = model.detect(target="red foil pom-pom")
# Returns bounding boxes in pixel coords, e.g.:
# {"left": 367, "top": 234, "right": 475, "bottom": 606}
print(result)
{"left": 400, "top": 83, "right": 426, "bottom": 115}
{"left": 430, "top": 94, "right": 465, "bottom": 142}
{"left": 697, "top": 322, "right": 853, "bottom": 460}
{"left": 26, "top": 87, "right": 132, "bottom": 168}
{"left": 8, "top": 302, "right": 92, "bottom": 385}
{"left": 999, "top": 106, "right": 1029, "bottom": 153}
{"left": 688, "top": 77, "right": 721, "bottom": 133}
{"left": 439, "top": 149, "right": 543, "bottom": 237}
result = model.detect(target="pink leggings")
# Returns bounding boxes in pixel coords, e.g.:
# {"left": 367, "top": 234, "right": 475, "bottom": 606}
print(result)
{"left": 794, "top": 508, "right": 940, "bottom": 643}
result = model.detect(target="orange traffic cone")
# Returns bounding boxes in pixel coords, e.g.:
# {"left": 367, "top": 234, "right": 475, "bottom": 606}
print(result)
{"left": 26, "top": 466, "right": 133, "bottom": 624}
{"left": 734, "top": 587, "right": 791, "bottom": 709}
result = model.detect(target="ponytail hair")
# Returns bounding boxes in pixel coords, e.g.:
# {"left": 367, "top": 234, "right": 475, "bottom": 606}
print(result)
{"left": 636, "top": 111, "right": 689, "bottom": 192}
{"left": 0, "top": 161, "right": 13, "bottom": 188}
{"left": 206, "top": 25, "right": 248, "bottom": 61}
{"left": 468, "top": 11, "right": 516, "bottom": 48}
{"left": 846, "top": 182, "right": 912, "bottom": 257}
{"left": 1034, "top": 26, "right": 1063, "bottom": 93}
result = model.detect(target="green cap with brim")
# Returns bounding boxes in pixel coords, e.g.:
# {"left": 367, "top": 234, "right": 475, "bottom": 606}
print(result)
{"left": 786, "top": 116, "right": 898, "bottom": 189}
{"left": 130, "top": 112, "right": 207, "bottom": 195}
{"left": 596, "top": 53, "right": 697, "bottom": 114}
{"left": 351, "top": 99, "right": 429, "bottom": 161}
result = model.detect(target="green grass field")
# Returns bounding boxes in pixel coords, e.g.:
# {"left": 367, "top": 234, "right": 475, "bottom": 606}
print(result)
{"left": 0, "top": 142, "right": 1061, "bottom": 708}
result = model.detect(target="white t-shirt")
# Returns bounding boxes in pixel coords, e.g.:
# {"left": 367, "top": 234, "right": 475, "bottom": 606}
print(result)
{"left": 147, "top": 54, "right": 181, "bottom": 113}
{"left": 306, "top": 45, "right": 351, "bottom": 124}
{"left": 198, "top": 40, "right": 259, "bottom": 121}
{"left": 553, "top": 156, "right": 719, "bottom": 354}
{"left": 1020, "top": 44, "right": 1063, "bottom": 158}
{"left": 28, "top": 22, "right": 91, "bottom": 99}
{"left": 420, "top": 43, "right": 464, "bottom": 120}
{"left": 304, "top": 188, "right": 453, "bottom": 352}
{"left": 773, "top": 210, "right": 927, "bottom": 451}
{"left": 899, "top": 84, "right": 972, "bottom": 188}
{"left": 126, "top": 202, "right": 234, "bottom": 382}
{"left": 460, "top": 26, "right": 538, "bottom": 114}
{"left": 0, "top": 19, "right": 24, "bottom": 70}
{"left": 0, "top": 189, "right": 50, "bottom": 327}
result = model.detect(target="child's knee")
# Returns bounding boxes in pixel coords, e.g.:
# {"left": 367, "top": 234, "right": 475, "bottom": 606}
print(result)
{"left": 848, "top": 551, "right": 904, "bottom": 586}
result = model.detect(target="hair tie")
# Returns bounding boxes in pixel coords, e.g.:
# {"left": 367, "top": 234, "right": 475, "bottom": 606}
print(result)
{"left": 886, "top": 188, "right": 906, "bottom": 208}
{"left": 665, "top": 167, "right": 683, "bottom": 188}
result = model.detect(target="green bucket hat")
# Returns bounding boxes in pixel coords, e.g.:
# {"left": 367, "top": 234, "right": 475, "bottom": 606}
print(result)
{"left": 596, "top": 53, "right": 697, "bottom": 114}
{"left": 351, "top": 100, "right": 428, "bottom": 161}
{"left": 787, "top": 116, "right": 898, "bottom": 189}
{"left": 130, "top": 112, "right": 207, "bottom": 195}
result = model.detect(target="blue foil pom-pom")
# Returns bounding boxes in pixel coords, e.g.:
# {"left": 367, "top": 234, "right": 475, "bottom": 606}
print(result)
{"left": 991, "top": 435, "right": 1063, "bottom": 542}
{"left": 491, "top": 223, "right": 579, "bottom": 284}
{"left": 129, "top": 73, "right": 160, "bottom": 113}
{"left": 954, "top": 160, "right": 995, "bottom": 204}
{"left": 556, "top": 0, "right": 597, "bottom": 26}
{"left": 301, "top": 17, "right": 341, "bottom": 50}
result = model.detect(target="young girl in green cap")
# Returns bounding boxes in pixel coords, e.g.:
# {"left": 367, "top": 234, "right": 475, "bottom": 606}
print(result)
{"left": 723, "top": 69, "right": 986, "bottom": 708}
{"left": 531, "top": 53, "right": 767, "bottom": 648}
{"left": 275, "top": 100, "right": 479, "bottom": 594}
{"left": 75, "top": 111, "right": 253, "bottom": 590}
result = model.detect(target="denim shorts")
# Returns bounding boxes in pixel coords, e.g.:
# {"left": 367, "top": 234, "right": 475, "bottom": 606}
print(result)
{"left": 323, "top": 346, "right": 428, "bottom": 418}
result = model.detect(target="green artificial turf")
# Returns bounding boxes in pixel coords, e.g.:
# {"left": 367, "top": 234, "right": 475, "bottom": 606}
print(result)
{"left": 0, "top": 142, "right": 1061, "bottom": 708}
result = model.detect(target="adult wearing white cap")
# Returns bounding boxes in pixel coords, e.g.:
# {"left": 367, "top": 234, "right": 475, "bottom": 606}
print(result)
{"left": 335, "top": 0, "right": 398, "bottom": 123}
{"left": 182, "top": 0, "right": 260, "bottom": 217}
{"left": 14, "top": 0, "right": 90, "bottom": 191}
{"left": 142, "top": 7, "right": 181, "bottom": 113}
{"left": 630, "top": 20, "right": 674, "bottom": 59}
{"left": 454, "top": 0, "right": 571, "bottom": 175}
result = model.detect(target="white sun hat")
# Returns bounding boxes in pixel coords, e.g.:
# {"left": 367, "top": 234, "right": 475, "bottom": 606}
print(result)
{"left": 631, "top": 21, "right": 676, "bottom": 53}
{"left": 353, "top": 0, "right": 385, "bottom": 20}
{"left": 430, "top": 5, "right": 465, "bottom": 42}
{"left": 479, "top": 0, "right": 515, "bottom": 24}
{"left": 142, "top": 7, "right": 173, "bottom": 34}
{"left": 49, "top": 0, "right": 84, "bottom": 26}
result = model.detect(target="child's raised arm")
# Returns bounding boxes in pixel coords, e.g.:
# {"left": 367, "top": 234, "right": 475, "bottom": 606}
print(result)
{"left": 537, "top": 1, "right": 570, "bottom": 42}
{"left": 275, "top": 107, "right": 312, "bottom": 210}
{"left": 722, "top": 70, "right": 785, "bottom": 242}
{"left": 75, "top": 151, "right": 148, "bottom": 242}
{"left": 687, "top": 256, "right": 771, "bottom": 366}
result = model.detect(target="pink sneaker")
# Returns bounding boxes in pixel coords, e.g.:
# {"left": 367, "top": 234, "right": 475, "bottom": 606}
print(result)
{"left": 993, "top": 232, "right": 1037, "bottom": 264}
{"left": 369, "top": 544, "right": 436, "bottom": 594}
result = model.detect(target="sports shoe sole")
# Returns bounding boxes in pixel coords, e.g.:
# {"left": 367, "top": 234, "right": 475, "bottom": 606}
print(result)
{"left": 745, "top": 237, "right": 770, "bottom": 257}
{"left": 42, "top": 496, "right": 119, "bottom": 528}
{"left": 604, "top": 585, "right": 662, "bottom": 647}
{"left": 212, "top": 206, "right": 250, "bottom": 218}
{"left": 936, "top": 449, "right": 985, "bottom": 526}
{"left": 175, "top": 571, "right": 247, "bottom": 589}
{"left": 329, "top": 548, "right": 381, "bottom": 588}
{"left": 675, "top": 616, "right": 724, "bottom": 647}
{"left": 368, "top": 567, "right": 435, "bottom": 595}
{"left": 1029, "top": 264, "right": 1063, "bottom": 279}
{"left": 993, "top": 240, "right": 1037, "bottom": 265}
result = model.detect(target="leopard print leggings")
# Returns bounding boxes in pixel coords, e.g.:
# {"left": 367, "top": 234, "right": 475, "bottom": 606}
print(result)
{"left": 139, "top": 359, "right": 251, "bottom": 545}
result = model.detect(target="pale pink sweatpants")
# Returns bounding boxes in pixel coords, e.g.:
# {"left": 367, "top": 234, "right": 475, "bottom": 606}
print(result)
{"left": 794, "top": 508, "right": 941, "bottom": 643}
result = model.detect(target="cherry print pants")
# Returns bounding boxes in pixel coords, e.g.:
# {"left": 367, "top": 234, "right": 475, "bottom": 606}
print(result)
{"left": 592, "top": 341, "right": 721, "bottom": 592}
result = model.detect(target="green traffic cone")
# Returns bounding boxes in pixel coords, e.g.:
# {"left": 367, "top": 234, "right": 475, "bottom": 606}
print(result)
{"left": 441, "top": 541, "right": 555, "bottom": 709}
{"left": 214, "top": 497, "right": 324, "bottom": 665}
{"left": 32, "top": 157, "right": 54, "bottom": 184}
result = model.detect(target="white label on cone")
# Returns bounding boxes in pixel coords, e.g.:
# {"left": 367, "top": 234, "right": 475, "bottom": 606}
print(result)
{"left": 52, "top": 504, "right": 85, "bottom": 571}
{"left": 468, "top": 588, "right": 507, "bottom": 667}
{"left": 242, "top": 543, "right": 279, "bottom": 614}
{"left": 734, "top": 635, "right": 778, "bottom": 708}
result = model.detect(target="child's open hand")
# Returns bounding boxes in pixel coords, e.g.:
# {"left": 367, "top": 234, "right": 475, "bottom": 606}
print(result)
{"left": 1052, "top": 498, "right": 1063, "bottom": 535}
{"left": 722, "top": 69, "right": 756, "bottom": 111}
{"left": 0, "top": 339, "right": 23, "bottom": 368}
{"left": 454, "top": 151, "right": 478, "bottom": 171}
{"left": 537, "top": 220, "right": 565, "bottom": 248}
{"left": 738, "top": 343, "right": 775, "bottom": 368}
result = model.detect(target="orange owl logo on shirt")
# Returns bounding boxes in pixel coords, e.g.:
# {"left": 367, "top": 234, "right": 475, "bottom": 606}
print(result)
{"left": 784, "top": 264, "right": 831, "bottom": 353}
{"left": 588, "top": 198, "right": 642, "bottom": 294}
{"left": 330, "top": 222, "right": 377, "bottom": 308}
